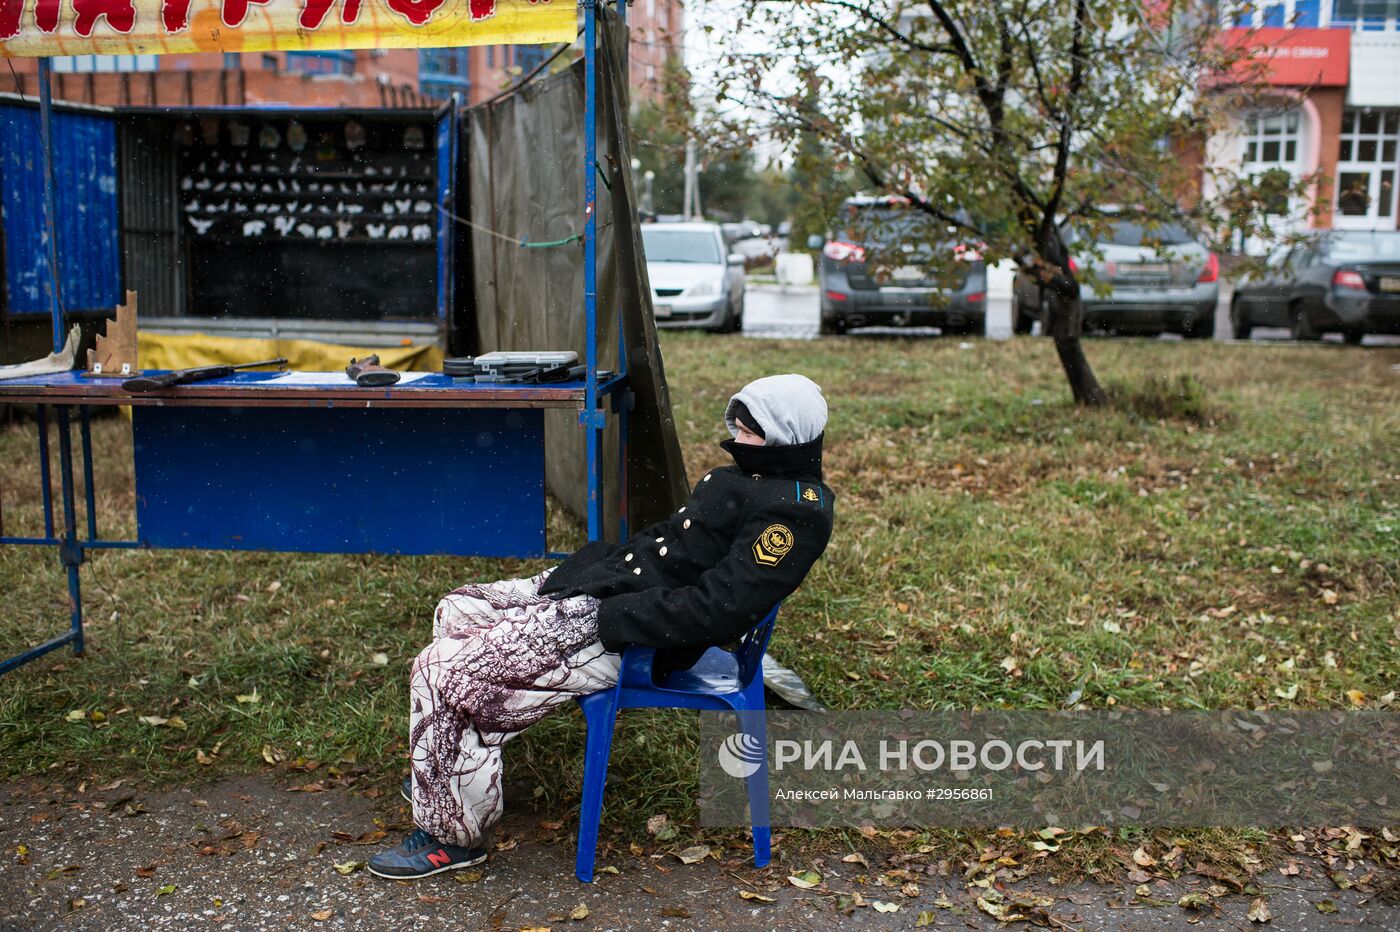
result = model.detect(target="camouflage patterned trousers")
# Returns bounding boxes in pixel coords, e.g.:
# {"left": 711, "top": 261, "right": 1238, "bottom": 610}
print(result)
{"left": 408, "top": 568, "right": 620, "bottom": 847}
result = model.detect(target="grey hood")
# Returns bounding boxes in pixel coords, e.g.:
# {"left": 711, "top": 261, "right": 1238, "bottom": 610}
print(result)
{"left": 725, "top": 374, "right": 828, "bottom": 446}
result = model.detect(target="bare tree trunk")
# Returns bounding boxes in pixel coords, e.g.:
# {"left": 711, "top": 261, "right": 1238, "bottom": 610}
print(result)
{"left": 1044, "top": 290, "right": 1108, "bottom": 406}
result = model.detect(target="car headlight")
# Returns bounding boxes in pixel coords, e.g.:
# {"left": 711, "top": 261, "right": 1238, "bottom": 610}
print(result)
{"left": 686, "top": 278, "right": 722, "bottom": 297}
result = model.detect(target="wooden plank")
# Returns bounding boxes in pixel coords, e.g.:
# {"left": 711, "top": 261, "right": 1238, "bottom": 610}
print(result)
{"left": 85, "top": 290, "right": 141, "bottom": 378}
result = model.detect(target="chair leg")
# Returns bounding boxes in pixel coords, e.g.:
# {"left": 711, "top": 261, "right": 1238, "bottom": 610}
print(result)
{"left": 575, "top": 692, "right": 620, "bottom": 883}
{"left": 735, "top": 698, "right": 771, "bottom": 869}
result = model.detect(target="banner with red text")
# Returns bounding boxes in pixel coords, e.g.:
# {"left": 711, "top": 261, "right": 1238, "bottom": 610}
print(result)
{"left": 0, "top": 0, "right": 575, "bottom": 57}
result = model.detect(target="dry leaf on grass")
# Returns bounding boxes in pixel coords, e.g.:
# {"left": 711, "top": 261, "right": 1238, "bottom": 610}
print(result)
{"left": 738, "top": 890, "right": 775, "bottom": 902}
{"left": 676, "top": 845, "right": 710, "bottom": 864}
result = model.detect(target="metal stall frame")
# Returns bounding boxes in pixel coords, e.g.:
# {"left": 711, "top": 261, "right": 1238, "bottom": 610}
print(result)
{"left": 0, "top": 1, "right": 631, "bottom": 676}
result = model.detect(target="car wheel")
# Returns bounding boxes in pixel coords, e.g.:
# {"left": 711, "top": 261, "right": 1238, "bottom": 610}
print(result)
{"left": 1182, "top": 313, "right": 1215, "bottom": 340}
{"left": 1342, "top": 326, "right": 1365, "bottom": 345}
{"left": 1230, "top": 297, "right": 1252, "bottom": 341}
{"left": 1289, "top": 302, "right": 1320, "bottom": 342}
{"left": 819, "top": 316, "right": 847, "bottom": 336}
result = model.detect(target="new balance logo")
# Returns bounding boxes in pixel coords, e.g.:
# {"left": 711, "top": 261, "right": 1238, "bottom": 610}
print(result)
{"left": 427, "top": 849, "right": 451, "bottom": 868}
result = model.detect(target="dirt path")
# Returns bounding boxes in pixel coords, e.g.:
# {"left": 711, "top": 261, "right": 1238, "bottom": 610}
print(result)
{"left": 1, "top": 776, "right": 1393, "bottom": 931}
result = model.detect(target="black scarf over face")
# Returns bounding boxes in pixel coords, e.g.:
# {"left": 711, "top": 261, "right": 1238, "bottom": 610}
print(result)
{"left": 720, "top": 433, "right": 824, "bottom": 482}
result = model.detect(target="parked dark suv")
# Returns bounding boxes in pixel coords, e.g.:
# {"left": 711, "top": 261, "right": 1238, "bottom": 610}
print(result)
{"left": 817, "top": 196, "right": 986, "bottom": 336}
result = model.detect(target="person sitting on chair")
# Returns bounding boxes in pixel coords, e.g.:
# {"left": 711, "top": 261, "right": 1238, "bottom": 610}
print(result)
{"left": 369, "top": 373, "right": 836, "bottom": 879}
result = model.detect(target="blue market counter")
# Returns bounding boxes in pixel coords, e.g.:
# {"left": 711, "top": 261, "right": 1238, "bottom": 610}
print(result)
{"left": 0, "top": 370, "right": 628, "bottom": 674}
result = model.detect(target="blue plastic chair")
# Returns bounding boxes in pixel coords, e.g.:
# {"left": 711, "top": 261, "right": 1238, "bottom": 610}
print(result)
{"left": 573, "top": 603, "right": 780, "bottom": 882}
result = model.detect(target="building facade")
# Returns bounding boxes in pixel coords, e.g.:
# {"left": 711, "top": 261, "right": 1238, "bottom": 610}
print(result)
{"left": 1204, "top": 1, "right": 1400, "bottom": 238}
{"left": 2, "top": 2, "right": 683, "bottom": 110}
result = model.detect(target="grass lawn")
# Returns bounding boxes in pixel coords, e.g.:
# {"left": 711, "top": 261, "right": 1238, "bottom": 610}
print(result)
{"left": 1, "top": 334, "right": 1397, "bottom": 877}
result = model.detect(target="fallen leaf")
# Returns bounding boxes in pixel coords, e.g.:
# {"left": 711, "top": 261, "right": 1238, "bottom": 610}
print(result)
{"left": 1320, "top": 588, "right": 1338, "bottom": 605}
{"left": 1178, "top": 892, "right": 1213, "bottom": 910}
{"left": 266, "top": 580, "right": 282, "bottom": 593}
{"left": 739, "top": 890, "right": 775, "bottom": 902}
{"left": 1274, "top": 684, "right": 1299, "bottom": 701}
{"left": 311, "top": 908, "right": 333, "bottom": 921}
{"left": 370, "top": 652, "right": 389, "bottom": 666}
{"left": 156, "top": 884, "right": 177, "bottom": 896}
{"left": 1314, "top": 900, "right": 1338, "bottom": 914}
{"left": 659, "top": 906, "right": 690, "bottom": 918}
{"left": 569, "top": 904, "right": 589, "bottom": 920}
{"left": 787, "top": 869, "right": 822, "bottom": 889}
{"left": 195, "top": 749, "right": 214, "bottom": 766}
{"left": 1132, "top": 846, "right": 1157, "bottom": 867}
{"left": 676, "top": 845, "right": 710, "bottom": 864}
{"left": 915, "top": 910, "right": 936, "bottom": 926}
{"left": 138, "top": 715, "right": 169, "bottom": 727}
{"left": 872, "top": 901, "right": 899, "bottom": 913}
{"left": 841, "top": 852, "right": 869, "bottom": 867}
{"left": 65, "top": 709, "right": 87, "bottom": 723}
{"left": 453, "top": 868, "right": 484, "bottom": 884}
{"left": 236, "top": 690, "right": 261, "bottom": 705}
{"left": 1345, "top": 689, "right": 1366, "bottom": 707}
{"left": 333, "top": 860, "right": 365, "bottom": 875}
{"left": 1247, "top": 897, "right": 1273, "bottom": 923}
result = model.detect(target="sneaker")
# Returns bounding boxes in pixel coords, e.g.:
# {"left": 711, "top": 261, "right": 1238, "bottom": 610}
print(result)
{"left": 367, "top": 828, "right": 489, "bottom": 880}
{"left": 400, "top": 775, "right": 411, "bottom": 803}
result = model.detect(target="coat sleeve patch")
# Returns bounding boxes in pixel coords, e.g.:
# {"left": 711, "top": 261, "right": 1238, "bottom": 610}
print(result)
{"left": 752, "top": 523, "right": 794, "bottom": 566}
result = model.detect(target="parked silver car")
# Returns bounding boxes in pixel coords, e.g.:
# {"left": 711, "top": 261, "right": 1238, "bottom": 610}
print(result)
{"left": 1013, "top": 221, "right": 1219, "bottom": 338}
{"left": 1231, "top": 231, "right": 1400, "bottom": 343}
{"left": 641, "top": 222, "right": 746, "bottom": 332}
{"left": 816, "top": 197, "right": 987, "bottom": 336}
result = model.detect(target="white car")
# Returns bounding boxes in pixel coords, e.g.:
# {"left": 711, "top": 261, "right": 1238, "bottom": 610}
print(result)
{"left": 641, "top": 222, "right": 746, "bottom": 332}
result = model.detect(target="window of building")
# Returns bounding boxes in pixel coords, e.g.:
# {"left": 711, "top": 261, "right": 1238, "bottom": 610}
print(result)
{"left": 285, "top": 50, "right": 355, "bottom": 76}
{"left": 1241, "top": 109, "right": 1303, "bottom": 215}
{"left": 262, "top": 53, "right": 279, "bottom": 70}
{"left": 1329, "top": 0, "right": 1397, "bottom": 30}
{"left": 1242, "top": 111, "right": 1300, "bottom": 167}
{"left": 51, "top": 54, "right": 157, "bottom": 73}
{"left": 1335, "top": 108, "right": 1400, "bottom": 222}
{"left": 420, "top": 48, "right": 471, "bottom": 100}
{"left": 646, "top": 0, "right": 655, "bottom": 16}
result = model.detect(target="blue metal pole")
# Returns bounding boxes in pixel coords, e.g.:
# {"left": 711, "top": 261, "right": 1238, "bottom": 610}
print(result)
{"left": 581, "top": 0, "right": 603, "bottom": 541}
{"left": 37, "top": 58, "right": 64, "bottom": 353}
{"left": 80, "top": 406, "right": 97, "bottom": 540}
{"left": 36, "top": 405, "right": 54, "bottom": 539}
{"left": 37, "top": 61, "right": 84, "bottom": 658}
{"left": 56, "top": 406, "right": 84, "bottom": 655}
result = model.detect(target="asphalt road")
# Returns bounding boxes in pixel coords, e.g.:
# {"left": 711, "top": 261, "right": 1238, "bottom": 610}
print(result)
{"left": 740, "top": 283, "right": 1400, "bottom": 346}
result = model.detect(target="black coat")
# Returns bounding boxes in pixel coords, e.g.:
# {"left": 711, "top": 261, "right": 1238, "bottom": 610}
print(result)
{"left": 540, "top": 434, "right": 835, "bottom": 671}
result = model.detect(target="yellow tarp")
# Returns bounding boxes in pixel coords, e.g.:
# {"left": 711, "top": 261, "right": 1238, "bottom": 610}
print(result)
{"left": 1, "top": 0, "right": 575, "bottom": 58}
{"left": 137, "top": 331, "right": 444, "bottom": 373}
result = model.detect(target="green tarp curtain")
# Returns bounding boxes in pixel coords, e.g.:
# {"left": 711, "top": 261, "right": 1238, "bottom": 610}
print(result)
{"left": 462, "top": 9, "right": 688, "bottom": 539}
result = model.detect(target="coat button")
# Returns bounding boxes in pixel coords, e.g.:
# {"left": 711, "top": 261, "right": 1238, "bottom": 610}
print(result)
{"left": 633, "top": 567, "right": 641, "bottom": 575}
{"left": 752, "top": 473, "right": 761, "bottom": 480}
{"left": 679, "top": 506, "right": 686, "bottom": 512}
{"left": 659, "top": 546, "right": 668, "bottom": 556}
{"left": 625, "top": 553, "right": 633, "bottom": 562}
{"left": 703, "top": 474, "right": 712, "bottom": 482}
{"left": 655, "top": 537, "right": 664, "bottom": 543}
{"left": 683, "top": 518, "right": 691, "bottom": 529}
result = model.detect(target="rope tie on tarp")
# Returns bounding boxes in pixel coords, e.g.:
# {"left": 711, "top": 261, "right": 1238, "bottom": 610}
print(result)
{"left": 435, "top": 203, "right": 584, "bottom": 249}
